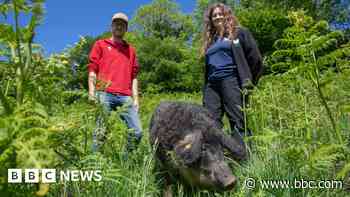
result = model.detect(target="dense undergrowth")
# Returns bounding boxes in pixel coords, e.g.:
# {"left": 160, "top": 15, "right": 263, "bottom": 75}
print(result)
{"left": 1, "top": 0, "right": 350, "bottom": 197}
{"left": 1, "top": 68, "right": 349, "bottom": 196}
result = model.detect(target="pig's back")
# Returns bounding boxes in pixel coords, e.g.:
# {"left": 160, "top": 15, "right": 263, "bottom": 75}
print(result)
{"left": 149, "top": 101, "right": 216, "bottom": 148}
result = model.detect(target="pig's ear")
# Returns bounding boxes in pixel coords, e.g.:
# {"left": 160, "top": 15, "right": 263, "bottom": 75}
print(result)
{"left": 174, "top": 131, "right": 203, "bottom": 165}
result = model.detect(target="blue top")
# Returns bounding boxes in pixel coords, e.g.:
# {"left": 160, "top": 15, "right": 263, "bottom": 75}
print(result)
{"left": 206, "top": 37, "right": 237, "bottom": 81}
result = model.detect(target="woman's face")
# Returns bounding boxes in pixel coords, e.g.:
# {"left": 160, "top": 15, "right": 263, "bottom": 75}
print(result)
{"left": 211, "top": 7, "right": 224, "bottom": 29}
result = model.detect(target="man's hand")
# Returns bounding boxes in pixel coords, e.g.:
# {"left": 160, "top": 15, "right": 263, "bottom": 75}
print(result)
{"left": 88, "top": 71, "right": 97, "bottom": 104}
{"left": 132, "top": 78, "right": 140, "bottom": 112}
{"left": 88, "top": 93, "right": 96, "bottom": 101}
{"left": 88, "top": 93, "right": 97, "bottom": 104}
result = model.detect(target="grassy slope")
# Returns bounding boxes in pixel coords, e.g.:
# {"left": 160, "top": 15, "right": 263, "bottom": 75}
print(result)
{"left": 48, "top": 70, "right": 349, "bottom": 197}
{"left": 3, "top": 69, "right": 349, "bottom": 197}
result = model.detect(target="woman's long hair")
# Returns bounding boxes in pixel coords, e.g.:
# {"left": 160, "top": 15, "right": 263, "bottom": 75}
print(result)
{"left": 201, "top": 3, "right": 240, "bottom": 56}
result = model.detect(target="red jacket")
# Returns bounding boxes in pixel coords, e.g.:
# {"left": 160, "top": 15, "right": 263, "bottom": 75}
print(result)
{"left": 88, "top": 38, "right": 139, "bottom": 96}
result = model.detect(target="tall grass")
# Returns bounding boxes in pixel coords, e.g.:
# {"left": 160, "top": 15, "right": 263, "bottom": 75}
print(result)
{"left": 43, "top": 68, "right": 348, "bottom": 197}
{"left": 2, "top": 69, "right": 349, "bottom": 196}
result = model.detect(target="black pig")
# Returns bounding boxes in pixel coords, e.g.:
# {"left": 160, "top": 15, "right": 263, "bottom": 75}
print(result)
{"left": 149, "top": 102, "right": 247, "bottom": 197}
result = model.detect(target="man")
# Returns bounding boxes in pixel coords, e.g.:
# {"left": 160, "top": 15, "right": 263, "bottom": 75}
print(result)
{"left": 88, "top": 12, "right": 142, "bottom": 153}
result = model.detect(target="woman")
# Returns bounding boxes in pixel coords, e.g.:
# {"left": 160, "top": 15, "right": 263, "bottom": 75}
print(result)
{"left": 202, "top": 3, "right": 263, "bottom": 137}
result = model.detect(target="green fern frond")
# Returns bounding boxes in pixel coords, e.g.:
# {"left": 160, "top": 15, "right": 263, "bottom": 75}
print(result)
{"left": 15, "top": 137, "right": 58, "bottom": 168}
{"left": 17, "top": 116, "right": 47, "bottom": 128}
{"left": 309, "top": 20, "right": 329, "bottom": 33}
{"left": 317, "top": 47, "right": 350, "bottom": 67}
{"left": 327, "top": 31, "right": 344, "bottom": 41}
{"left": 271, "top": 49, "right": 296, "bottom": 59}
{"left": 0, "top": 146, "right": 15, "bottom": 168}
{"left": 271, "top": 62, "right": 291, "bottom": 73}
{"left": 273, "top": 39, "right": 301, "bottom": 50}
{"left": 312, "top": 37, "right": 337, "bottom": 53}
{"left": 337, "top": 161, "right": 350, "bottom": 179}
{"left": 19, "top": 127, "right": 48, "bottom": 140}
{"left": 301, "top": 144, "right": 345, "bottom": 176}
{"left": 14, "top": 101, "right": 48, "bottom": 119}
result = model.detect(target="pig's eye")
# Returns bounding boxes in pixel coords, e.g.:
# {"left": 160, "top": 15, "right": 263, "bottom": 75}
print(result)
{"left": 201, "top": 143, "right": 210, "bottom": 151}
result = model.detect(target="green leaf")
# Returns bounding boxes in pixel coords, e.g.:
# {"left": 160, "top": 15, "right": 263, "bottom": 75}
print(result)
{"left": 0, "top": 24, "right": 16, "bottom": 43}
{"left": 0, "top": 1, "right": 10, "bottom": 17}
{"left": 337, "top": 161, "right": 350, "bottom": 179}
{"left": 342, "top": 104, "right": 350, "bottom": 113}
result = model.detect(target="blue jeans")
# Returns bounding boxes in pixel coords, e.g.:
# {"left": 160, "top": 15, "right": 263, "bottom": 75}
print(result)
{"left": 92, "top": 91, "right": 142, "bottom": 152}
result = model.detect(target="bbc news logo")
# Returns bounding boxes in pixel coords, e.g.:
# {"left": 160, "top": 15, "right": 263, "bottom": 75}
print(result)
{"left": 8, "top": 169, "right": 102, "bottom": 183}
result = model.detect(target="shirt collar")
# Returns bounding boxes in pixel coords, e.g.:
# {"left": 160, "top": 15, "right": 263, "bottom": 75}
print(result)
{"left": 105, "top": 38, "right": 129, "bottom": 47}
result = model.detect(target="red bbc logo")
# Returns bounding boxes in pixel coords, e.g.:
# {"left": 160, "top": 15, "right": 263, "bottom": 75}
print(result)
{"left": 8, "top": 169, "right": 56, "bottom": 183}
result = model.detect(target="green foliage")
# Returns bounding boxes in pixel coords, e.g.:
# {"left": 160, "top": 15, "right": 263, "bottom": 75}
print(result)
{"left": 132, "top": 0, "right": 194, "bottom": 40}
{"left": 2, "top": 1, "right": 350, "bottom": 196}
{"left": 0, "top": 101, "right": 58, "bottom": 196}
{"left": 236, "top": 3, "right": 291, "bottom": 55}
{"left": 63, "top": 36, "right": 100, "bottom": 90}
{"left": 0, "top": 0, "right": 45, "bottom": 106}
{"left": 241, "top": 0, "right": 349, "bottom": 22}
{"left": 237, "top": 68, "right": 350, "bottom": 196}
{"left": 267, "top": 11, "right": 350, "bottom": 145}
{"left": 192, "top": 0, "right": 209, "bottom": 35}
{"left": 133, "top": 35, "right": 203, "bottom": 93}
{"left": 268, "top": 11, "right": 350, "bottom": 74}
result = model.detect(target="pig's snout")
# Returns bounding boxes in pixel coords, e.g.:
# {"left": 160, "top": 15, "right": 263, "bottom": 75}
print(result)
{"left": 222, "top": 173, "right": 236, "bottom": 189}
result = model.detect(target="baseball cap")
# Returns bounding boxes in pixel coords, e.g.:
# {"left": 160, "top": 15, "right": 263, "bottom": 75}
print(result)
{"left": 112, "top": 12, "right": 128, "bottom": 23}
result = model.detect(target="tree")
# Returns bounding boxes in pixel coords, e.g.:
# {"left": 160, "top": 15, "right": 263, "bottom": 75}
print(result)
{"left": 131, "top": 0, "right": 193, "bottom": 40}
{"left": 133, "top": 35, "right": 202, "bottom": 93}
{"left": 236, "top": 3, "right": 290, "bottom": 55}
{"left": 240, "top": 0, "right": 349, "bottom": 22}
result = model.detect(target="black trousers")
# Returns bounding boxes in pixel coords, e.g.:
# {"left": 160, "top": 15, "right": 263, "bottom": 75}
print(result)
{"left": 203, "top": 76, "right": 251, "bottom": 137}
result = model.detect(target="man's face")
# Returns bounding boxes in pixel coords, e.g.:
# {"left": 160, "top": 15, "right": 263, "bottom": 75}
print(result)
{"left": 111, "top": 19, "right": 127, "bottom": 38}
